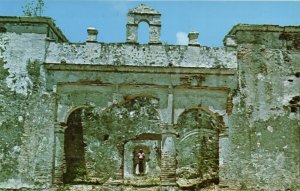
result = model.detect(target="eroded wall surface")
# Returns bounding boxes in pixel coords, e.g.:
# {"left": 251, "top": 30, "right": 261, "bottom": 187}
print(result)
{"left": 0, "top": 31, "right": 55, "bottom": 189}
{"left": 0, "top": 16, "right": 299, "bottom": 191}
{"left": 223, "top": 26, "right": 300, "bottom": 190}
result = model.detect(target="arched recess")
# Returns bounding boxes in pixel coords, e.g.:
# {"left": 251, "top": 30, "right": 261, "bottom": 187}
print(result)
{"left": 55, "top": 96, "right": 162, "bottom": 185}
{"left": 176, "top": 107, "right": 221, "bottom": 186}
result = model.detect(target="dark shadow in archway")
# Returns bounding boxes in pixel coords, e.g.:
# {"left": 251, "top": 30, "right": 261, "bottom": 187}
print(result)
{"left": 63, "top": 108, "right": 87, "bottom": 183}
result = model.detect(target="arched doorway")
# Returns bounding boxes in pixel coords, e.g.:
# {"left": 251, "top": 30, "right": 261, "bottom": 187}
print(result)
{"left": 63, "top": 108, "right": 87, "bottom": 183}
{"left": 60, "top": 96, "right": 161, "bottom": 185}
{"left": 176, "top": 107, "right": 220, "bottom": 187}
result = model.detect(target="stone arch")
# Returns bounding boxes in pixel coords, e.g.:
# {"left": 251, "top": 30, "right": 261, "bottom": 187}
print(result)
{"left": 63, "top": 105, "right": 90, "bottom": 124}
{"left": 100, "top": 95, "right": 161, "bottom": 134}
{"left": 54, "top": 96, "right": 162, "bottom": 184}
{"left": 106, "top": 93, "right": 160, "bottom": 111}
{"left": 180, "top": 106, "right": 220, "bottom": 121}
{"left": 126, "top": 4, "right": 161, "bottom": 44}
{"left": 54, "top": 105, "right": 93, "bottom": 184}
{"left": 83, "top": 96, "right": 161, "bottom": 183}
{"left": 175, "top": 107, "right": 221, "bottom": 186}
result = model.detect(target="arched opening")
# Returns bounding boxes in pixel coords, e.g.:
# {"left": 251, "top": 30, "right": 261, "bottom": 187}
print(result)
{"left": 60, "top": 96, "right": 161, "bottom": 184}
{"left": 138, "top": 21, "right": 150, "bottom": 44}
{"left": 176, "top": 107, "right": 220, "bottom": 188}
{"left": 63, "top": 108, "right": 86, "bottom": 183}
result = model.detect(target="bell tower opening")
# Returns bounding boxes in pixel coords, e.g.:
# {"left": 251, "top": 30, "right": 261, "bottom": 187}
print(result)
{"left": 138, "top": 21, "right": 150, "bottom": 44}
{"left": 126, "top": 4, "right": 161, "bottom": 44}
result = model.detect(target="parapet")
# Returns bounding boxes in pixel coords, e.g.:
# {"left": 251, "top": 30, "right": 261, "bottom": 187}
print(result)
{"left": 0, "top": 16, "right": 68, "bottom": 43}
{"left": 224, "top": 24, "right": 300, "bottom": 50}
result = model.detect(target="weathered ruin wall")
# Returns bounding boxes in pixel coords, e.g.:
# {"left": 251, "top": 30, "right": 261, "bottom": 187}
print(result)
{"left": 228, "top": 24, "right": 300, "bottom": 50}
{"left": 47, "top": 41, "right": 236, "bottom": 189}
{"left": 0, "top": 16, "right": 68, "bottom": 43}
{"left": 1, "top": 16, "right": 299, "bottom": 191}
{"left": 45, "top": 42, "right": 237, "bottom": 69}
{"left": 224, "top": 44, "right": 300, "bottom": 190}
{"left": 0, "top": 32, "right": 55, "bottom": 189}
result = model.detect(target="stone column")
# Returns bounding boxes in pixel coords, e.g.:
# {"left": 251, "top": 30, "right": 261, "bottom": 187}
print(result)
{"left": 226, "top": 93, "right": 233, "bottom": 115}
{"left": 160, "top": 127, "right": 177, "bottom": 186}
{"left": 219, "top": 129, "right": 229, "bottom": 186}
{"left": 126, "top": 24, "right": 138, "bottom": 43}
{"left": 53, "top": 122, "right": 67, "bottom": 185}
{"left": 149, "top": 25, "right": 161, "bottom": 44}
{"left": 116, "top": 143, "right": 124, "bottom": 181}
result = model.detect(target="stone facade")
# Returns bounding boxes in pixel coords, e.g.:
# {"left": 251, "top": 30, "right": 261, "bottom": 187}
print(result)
{"left": 0, "top": 4, "right": 299, "bottom": 191}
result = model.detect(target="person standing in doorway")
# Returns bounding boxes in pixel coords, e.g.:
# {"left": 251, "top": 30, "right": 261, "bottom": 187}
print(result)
{"left": 137, "top": 149, "right": 145, "bottom": 174}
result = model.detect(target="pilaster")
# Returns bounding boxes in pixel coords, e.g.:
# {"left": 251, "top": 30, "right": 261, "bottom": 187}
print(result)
{"left": 53, "top": 122, "right": 67, "bottom": 184}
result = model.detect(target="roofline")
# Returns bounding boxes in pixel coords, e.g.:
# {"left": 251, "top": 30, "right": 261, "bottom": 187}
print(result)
{"left": 0, "top": 16, "right": 68, "bottom": 42}
{"left": 227, "top": 23, "right": 300, "bottom": 36}
{"left": 224, "top": 23, "right": 300, "bottom": 45}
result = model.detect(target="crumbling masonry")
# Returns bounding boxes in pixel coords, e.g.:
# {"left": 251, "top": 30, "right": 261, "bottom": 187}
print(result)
{"left": 0, "top": 4, "right": 299, "bottom": 191}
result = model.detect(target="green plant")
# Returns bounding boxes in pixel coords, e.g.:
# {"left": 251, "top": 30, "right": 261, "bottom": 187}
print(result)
{"left": 22, "top": 0, "right": 45, "bottom": 16}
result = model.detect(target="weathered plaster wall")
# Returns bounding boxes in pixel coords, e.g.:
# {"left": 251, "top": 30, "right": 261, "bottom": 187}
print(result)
{"left": 0, "top": 16, "right": 68, "bottom": 43}
{"left": 0, "top": 31, "right": 55, "bottom": 189}
{"left": 1, "top": 13, "right": 299, "bottom": 191}
{"left": 175, "top": 108, "right": 219, "bottom": 189}
{"left": 61, "top": 97, "right": 161, "bottom": 185}
{"left": 45, "top": 43, "right": 237, "bottom": 69}
{"left": 224, "top": 42, "right": 300, "bottom": 190}
{"left": 226, "top": 24, "right": 300, "bottom": 50}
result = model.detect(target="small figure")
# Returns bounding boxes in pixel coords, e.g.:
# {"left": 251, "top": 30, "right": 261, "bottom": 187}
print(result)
{"left": 137, "top": 149, "right": 145, "bottom": 174}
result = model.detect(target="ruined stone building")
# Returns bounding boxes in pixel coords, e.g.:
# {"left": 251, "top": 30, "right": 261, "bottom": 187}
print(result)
{"left": 0, "top": 4, "right": 299, "bottom": 191}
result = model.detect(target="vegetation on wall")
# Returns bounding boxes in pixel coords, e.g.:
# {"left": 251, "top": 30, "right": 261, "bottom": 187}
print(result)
{"left": 63, "top": 97, "right": 161, "bottom": 184}
{"left": 22, "top": 0, "right": 45, "bottom": 16}
{"left": 176, "top": 108, "right": 219, "bottom": 180}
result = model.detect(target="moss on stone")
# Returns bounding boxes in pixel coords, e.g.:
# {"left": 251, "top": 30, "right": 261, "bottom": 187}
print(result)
{"left": 0, "top": 58, "right": 9, "bottom": 81}
{"left": 0, "top": 117, "right": 23, "bottom": 181}
{"left": 26, "top": 60, "right": 41, "bottom": 91}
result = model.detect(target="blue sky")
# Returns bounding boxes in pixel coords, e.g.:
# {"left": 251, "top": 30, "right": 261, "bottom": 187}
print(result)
{"left": 1, "top": 0, "right": 300, "bottom": 46}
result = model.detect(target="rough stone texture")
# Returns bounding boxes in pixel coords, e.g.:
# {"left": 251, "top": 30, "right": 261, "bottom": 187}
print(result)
{"left": 225, "top": 24, "right": 300, "bottom": 50}
{"left": 81, "top": 97, "right": 161, "bottom": 183}
{"left": 0, "top": 16, "right": 68, "bottom": 43}
{"left": 0, "top": 4, "right": 300, "bottom": 191}
{"left": 176, "top": 109, "right": 219, "bottom": 176}
{"left": 126, "top": 4, "right": 161, "bottom": 44}
{"left": 223, "top": 43, "right": 300, "bottom": 190}
{"left": 45, "top": 43, "right": 237, "bottom": 68}
{"left": 0, "top": 30, "right": 55, "bottom": 189}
